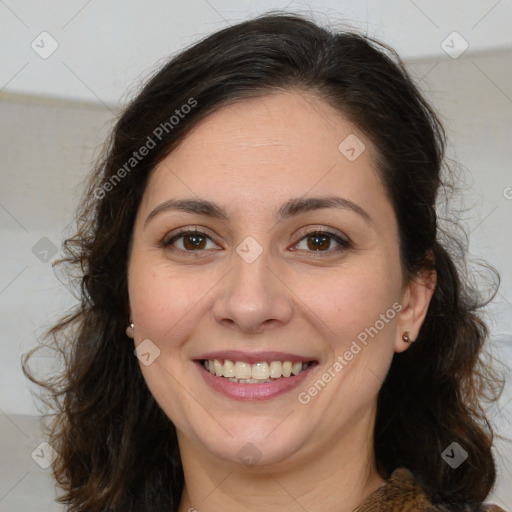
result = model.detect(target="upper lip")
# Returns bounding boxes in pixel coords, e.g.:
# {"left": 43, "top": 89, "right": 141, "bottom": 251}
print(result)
{"left": 194, "top": 350, "right": 317, "bottom": 364}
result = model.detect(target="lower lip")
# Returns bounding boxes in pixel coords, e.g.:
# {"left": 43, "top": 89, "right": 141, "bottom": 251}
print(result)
{"left": 195, "top": 361, "right": 317, "bottom": 401}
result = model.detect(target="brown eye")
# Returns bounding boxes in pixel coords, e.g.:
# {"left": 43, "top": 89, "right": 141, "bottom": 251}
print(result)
{"left": 182, "top": 233, "right": 207, "bottom": 250}
{"left": 306, "top": 233, "right": 331, "bottom": 251}
{"left": 294, "top": 230, "right": 351, "bottom": 253}
{"left": 162, "top": 230, "right": 219, "bottom": 252}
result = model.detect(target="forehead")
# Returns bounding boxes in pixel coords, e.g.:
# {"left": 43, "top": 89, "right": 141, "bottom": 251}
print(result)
{"left": 140, "top": 91, "right": 389, "bottom": 220}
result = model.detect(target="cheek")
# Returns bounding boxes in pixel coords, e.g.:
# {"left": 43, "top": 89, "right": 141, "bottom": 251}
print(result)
{"left": 127, "top": 255, "right": 217, "bottom": 345}
{"left": 295, "top": 263, "right": 399, "bottom": 409}
{"left": 296, "top": 260, "right": 400, "bottom": 341}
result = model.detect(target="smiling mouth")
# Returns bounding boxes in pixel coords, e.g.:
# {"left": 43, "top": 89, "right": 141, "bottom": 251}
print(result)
{"left": 200, "top": 359, "right": 316, "bottom": 384}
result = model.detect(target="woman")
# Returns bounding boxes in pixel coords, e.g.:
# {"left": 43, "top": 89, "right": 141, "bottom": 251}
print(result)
{"left": 23, "top": 12, "right": 507, "bottom": 512}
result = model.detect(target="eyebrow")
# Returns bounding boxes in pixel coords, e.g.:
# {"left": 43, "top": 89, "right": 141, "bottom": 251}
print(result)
{"left": 144, "top": 195, "right": 374, "bottom": 228}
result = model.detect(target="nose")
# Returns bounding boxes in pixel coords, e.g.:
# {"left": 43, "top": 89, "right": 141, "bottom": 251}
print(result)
{"left": 211, "top": 247, "right": 294, "bottom": 335}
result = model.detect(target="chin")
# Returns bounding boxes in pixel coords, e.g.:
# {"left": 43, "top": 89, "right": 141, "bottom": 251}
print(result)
{"left": 182, "top": 415, "right": 308, "bottom": 469}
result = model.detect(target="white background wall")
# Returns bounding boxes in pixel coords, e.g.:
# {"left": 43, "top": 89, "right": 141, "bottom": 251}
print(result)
{"left": 2, "top": 0, "right": 512, "bottom": 105}
{"left": 1, "top": 0, "right": 511, "bottom": 508}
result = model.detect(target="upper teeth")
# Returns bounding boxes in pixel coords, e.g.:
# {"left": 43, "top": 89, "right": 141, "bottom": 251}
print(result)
{"left": 204, "top": 359, "right": 309, "bottom": 380}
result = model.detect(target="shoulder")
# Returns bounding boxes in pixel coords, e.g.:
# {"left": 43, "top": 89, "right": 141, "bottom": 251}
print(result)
{"left": 354, "top": 467, "right": 508, "bottom": 512}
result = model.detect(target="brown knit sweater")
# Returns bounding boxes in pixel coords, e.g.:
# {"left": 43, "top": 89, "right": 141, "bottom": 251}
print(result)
{"left": 354, "top": 467, "right": 507, "bottom": 511}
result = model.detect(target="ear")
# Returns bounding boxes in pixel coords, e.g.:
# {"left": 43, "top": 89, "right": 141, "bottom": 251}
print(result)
{"left": 395, "top": 262, "right": 437, "bottom": 353}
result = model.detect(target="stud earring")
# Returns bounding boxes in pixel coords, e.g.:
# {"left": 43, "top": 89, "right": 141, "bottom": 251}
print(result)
{"left": 402, "top": 331, "right": 414, "bottom": 343}
{"left": 126, "top": 323, "right": 134, "bottom": 338}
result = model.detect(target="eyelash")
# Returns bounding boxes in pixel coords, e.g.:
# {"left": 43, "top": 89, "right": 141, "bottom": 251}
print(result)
{"left": 160, "top": 228, "right": 351, "bottom": 256}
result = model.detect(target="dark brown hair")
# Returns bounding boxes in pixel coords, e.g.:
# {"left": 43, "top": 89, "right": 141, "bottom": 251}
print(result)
{"left": 23, "top": 12, "right": 504, "bottom": 512}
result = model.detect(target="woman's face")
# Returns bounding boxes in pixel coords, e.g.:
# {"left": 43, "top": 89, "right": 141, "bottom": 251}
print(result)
{"left": 127, "top": 91, "right": 420, "bottom": 468}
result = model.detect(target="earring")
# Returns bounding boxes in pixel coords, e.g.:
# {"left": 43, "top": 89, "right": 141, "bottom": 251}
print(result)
{"left": 402, "top": 331, "right": 414, "bottom": 343}
{"left": 126, "top": 323, "right": 134, "bottom": 338}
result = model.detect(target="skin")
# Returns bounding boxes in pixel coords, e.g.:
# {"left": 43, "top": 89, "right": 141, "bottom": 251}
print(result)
{"left": 127, "top": 90, "right": 436, "bottom": 512}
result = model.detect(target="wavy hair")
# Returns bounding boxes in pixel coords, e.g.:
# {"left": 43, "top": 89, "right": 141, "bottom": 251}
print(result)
{"left": 22, "top": 12, "right": 504, "bottom": 512}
